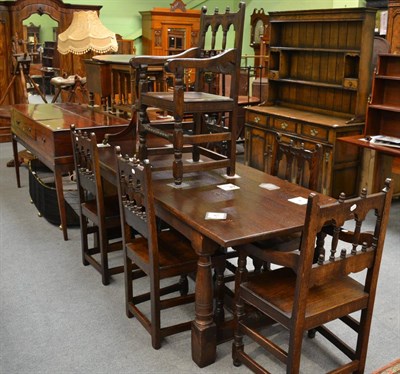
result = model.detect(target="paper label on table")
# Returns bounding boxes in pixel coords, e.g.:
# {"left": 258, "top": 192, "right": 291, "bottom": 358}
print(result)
{"left": 205, "top": 212, "right": 227, "bottom": 220}
{"left": 288, "top": 196, "right": 308, "bottom": 205}
{"left": 259, "top": 183, "right": 280, "bottom": 190}
{"left": 217, "top": 183, "right": 240, "bottom": 191}
{"left": 222, "top": 173, "right": 241, "bottom": 179}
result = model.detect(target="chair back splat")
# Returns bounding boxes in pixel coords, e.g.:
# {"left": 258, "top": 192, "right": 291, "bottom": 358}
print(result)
{"left": 233, "top": 179, "right": 393, "bottom": 373}
{"left": 231, "top": 132, "right": 325, "bottom": 276}
{"left": 70, "top": 125, "right": 123, "bottom": 285}
{"left": 115, "top": 147, "right": 198, "bottom": 349}
{"left": 130, "top": 2, "right": 246, "bottom": 185}
{"left": 271, "top": 132, "right": 323, "bottom": 192}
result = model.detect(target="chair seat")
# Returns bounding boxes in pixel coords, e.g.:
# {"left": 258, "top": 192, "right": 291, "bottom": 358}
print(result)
{"left": 142, "top": 91, "right": 234, "bottom": 114}
{"left": 241, "top": 267, "right": 368, "bottom": 329}
{"left": 126, "top": 229, "right": 198, "bottom": 277}
{"left": 50, "top": 75, "right": 87, "bottom": 88}
{"left": 81, "top": 195, "right": 121, "bottom": 227}
{"left": 252, "top": 232, "right": 302, "bottom": 253}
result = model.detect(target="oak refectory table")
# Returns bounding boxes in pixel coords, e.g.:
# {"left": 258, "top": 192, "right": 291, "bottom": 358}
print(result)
{"left": 98, "top": 141, "right": 336, "bottom": 367}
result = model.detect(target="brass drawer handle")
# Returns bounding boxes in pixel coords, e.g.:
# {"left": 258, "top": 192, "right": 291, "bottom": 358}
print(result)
{"left": 281, "top": 122, "right": 288, "bottom": 130}
{"left": 254, "top": 116, "right": 260, "bottom": 123}
{"left": 310, "top": 128, "right": 319, "bottom": 137}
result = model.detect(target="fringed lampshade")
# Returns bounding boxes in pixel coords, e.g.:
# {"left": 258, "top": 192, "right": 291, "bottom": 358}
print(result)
{"left": 58, "top": 11, "right": 118, "bottom": 55}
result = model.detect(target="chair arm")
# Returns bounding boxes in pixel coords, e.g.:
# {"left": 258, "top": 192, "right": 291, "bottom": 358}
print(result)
{"left": 165, "top": 49, "right": 237, "bottom": 74}
{"left": 235, "top": 242, "right": 300, "bottom": 272}
{"left": 130, "top": 47, "right": 199, "bottom": 68}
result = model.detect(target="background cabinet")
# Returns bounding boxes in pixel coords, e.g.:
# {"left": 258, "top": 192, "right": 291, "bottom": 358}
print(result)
{"left": 24, "top": 23, "right": 41, "bottom": 63}
{"left": 42, "top": 41, "right": 58, "bottom": 69}
{"left": 140, "top": 1, "right": 200, "bottom": 56}
{"left": 387, "top": 0, "right": 400, "bottom": 54}
{"left": 245, "top": 8, "right": 376, "bottom": 198}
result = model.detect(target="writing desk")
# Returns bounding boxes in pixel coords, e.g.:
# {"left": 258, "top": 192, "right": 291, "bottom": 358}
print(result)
{"left": 11, "top": 103, "right": 129, "bottom": 240}
{"left": 85, "top": 54, "right": 164, "bottom": 113}
{"left": 339, "top": 135, "right": 400, "bottom": 194}
{"left": 99, "top": 142, "right": 335, "bottom": 367}
{"left": 338, "top": 54, "right": 400, "bottom": 195}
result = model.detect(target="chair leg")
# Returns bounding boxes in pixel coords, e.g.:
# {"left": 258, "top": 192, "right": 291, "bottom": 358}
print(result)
{"left": 150, "top": 278, "right": 162, "bottom": 350}
{"left": 178, "top": 275, "right": 189, "bottom": 296}
{"left": 287, "top": 326, "right": 304, "bottom": 374}
{"left": 354, "top": 308, "right": 373, "bottom": 373}
{"left": 67, "top": 86, "right": 76, "bottom": 103}
{"left": 99, "top": 229, "right": 110, "bottom": 286}
{"left": 233, "top": 253, "right": 248, "bottom": 367}
{"left": 124, "top": 248, "right": 134, "bottom": 319}
{"left": 80, "top": 216, "right": 89, "bottom": 266}
{"left": 232, "top": 291, "right": 245, "bottom": 367}
{"left": 172, "top": 120, "right": 184, "bottom": 185}
{"left": 192, "top": 113, "right": 202, "bottom": 162}
{"left": 51, "top": 88, "right": 62, "bottom": 103}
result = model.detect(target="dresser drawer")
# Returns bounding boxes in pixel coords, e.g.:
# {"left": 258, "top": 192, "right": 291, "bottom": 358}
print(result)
{"left": 246, "top": 111, "right": 268, "bottom": 127}
{"left": 272, "top": 117, "right": 297, "bottom": 133}
{"left": 301, "top": 124, "right": 329, "bottom": 142}
{"left": 343, "top": 78, "right": 358, "bottom": 90}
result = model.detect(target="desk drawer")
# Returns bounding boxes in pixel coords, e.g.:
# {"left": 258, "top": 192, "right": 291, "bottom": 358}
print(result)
{"left": 12, "top": 113, "right": 36, "bottom": 140}
{"left": 272, "top": 117, "right": 297, "bottom": 133}
{"left": 246, "top": 111, "right": 268, "bottom": 127}
{"left": 301, "top": 124, "right": 329, "bottom": 142}
{"left": 35, "top": 126, "right": 56, "bottom": 157}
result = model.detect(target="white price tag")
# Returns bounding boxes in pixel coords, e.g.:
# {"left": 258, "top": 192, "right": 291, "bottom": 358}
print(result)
{"left": 205, "top": 212, "right": 227, "bottom": 220}
{"left": 288, "top": 196, "right": 308, "bottom": 205}
{"left": 259, "top": 183, "right": 280, "bottom": 191}
{"left": 217, "top": 183, "right": 240, "bottom": 191}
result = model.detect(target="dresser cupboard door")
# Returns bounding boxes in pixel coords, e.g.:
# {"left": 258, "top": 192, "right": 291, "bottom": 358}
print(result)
{"left": 245, "top": 127, "right": 275, "bottom": 173}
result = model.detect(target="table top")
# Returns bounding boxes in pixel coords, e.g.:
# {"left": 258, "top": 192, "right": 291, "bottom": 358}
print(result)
{"left": 11, "top": 103, "right": 128, "bottom": 132}
{"left": 99, "top": 142, "right": 335, "bottom": 248}
{"left": 151, "top": 163, "right": 335, "bottom": 247}
{"left": 92, "top": 54, "right": 135, "bottom": 65}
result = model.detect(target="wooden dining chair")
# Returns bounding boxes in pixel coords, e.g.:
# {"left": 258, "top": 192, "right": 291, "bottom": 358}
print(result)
{"left": 232, "top": 179, "right": 393, "bottom": 373}
{"left": 271, "top": 133, "right": 323, "bottom": 191}
{"left": 130, "top": 2, "right": 246, "bottom": 185}
{"left": 115, "top": 147, "right": 199, "bottom": 349}
{"left": 70, "top": 125, "right": 124, "bottom": 285}
{"left": 231, "top": 134, "right": 324, "bottom": 274}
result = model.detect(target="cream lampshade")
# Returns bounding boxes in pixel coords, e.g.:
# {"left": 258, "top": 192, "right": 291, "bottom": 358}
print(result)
{"left": 58, "top": 11, "right": 118, "bottom": 55}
